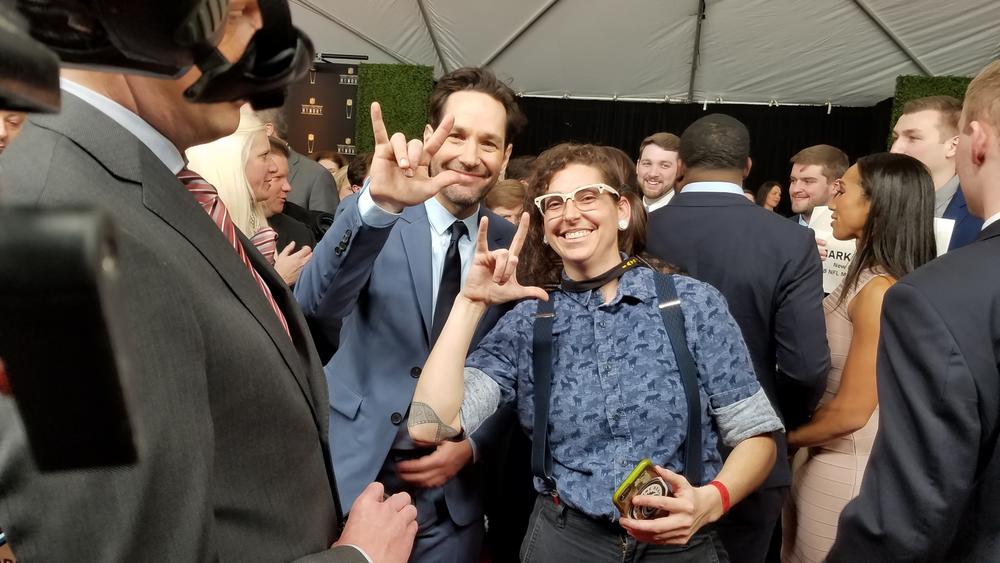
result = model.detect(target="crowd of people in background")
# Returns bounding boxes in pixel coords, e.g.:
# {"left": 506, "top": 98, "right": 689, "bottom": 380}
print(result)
{"left": 2, "top": 8, "right": 1000, "bottom": 560}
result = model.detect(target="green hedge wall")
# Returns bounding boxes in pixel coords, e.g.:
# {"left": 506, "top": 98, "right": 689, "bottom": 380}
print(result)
{"left": 356, "top": 63, "right": 434, "bottom": 154}
{"left": 888, "top": 74, "right": 971, "bottom": 147}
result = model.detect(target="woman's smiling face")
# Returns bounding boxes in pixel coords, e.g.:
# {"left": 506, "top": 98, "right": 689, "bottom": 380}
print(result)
{"left": 541, "top": 163, "right": 630, "bottom": 279}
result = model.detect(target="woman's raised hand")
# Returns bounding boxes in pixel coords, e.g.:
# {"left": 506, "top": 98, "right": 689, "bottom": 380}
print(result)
{"left": 462, "top": 213, "right": 548, "bottom": 307}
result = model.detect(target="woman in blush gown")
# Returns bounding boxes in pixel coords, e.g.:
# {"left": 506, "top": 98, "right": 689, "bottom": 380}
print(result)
{"left": 781, "top": 153, "right": 937, "bottom": 563}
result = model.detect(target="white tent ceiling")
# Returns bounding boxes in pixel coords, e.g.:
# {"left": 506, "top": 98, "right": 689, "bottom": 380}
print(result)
{"left": 289, "top": 0, "right": 1000, "bottom": 107}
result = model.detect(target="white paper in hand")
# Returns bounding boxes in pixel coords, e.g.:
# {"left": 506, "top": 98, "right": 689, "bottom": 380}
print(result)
{"left": 808, "top": 206, "right": 857, "bottom": 294}
{"left": 933, "top": 217, "right": 955, "bottom": 257}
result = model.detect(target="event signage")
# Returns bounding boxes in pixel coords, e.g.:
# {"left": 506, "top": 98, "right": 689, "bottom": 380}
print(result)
{"left": 809, "top": 206, "right": 954, "bottom": 293}
{"left": 284, "top": 62, "right": 359, "bottom": 157}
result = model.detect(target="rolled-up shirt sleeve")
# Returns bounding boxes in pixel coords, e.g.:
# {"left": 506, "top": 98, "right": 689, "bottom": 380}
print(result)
{"left": 459, "top": 368, "right": 502, "bottom": 435}
{"left": 678, "top": 277, "right": 784, "bottom": 446}
{"left": 462, "top": 301, "right": 535, "bottom": 430}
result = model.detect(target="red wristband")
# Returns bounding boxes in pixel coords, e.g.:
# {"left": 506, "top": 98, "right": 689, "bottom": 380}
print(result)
{"left": 0, "top": 357, "right": 10, "bottom": 396}
{"left": 709, "top": 480, "right": 730, "bottom": 514}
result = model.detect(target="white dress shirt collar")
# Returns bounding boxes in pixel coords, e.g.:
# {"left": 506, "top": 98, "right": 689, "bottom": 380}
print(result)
{"left": 643, "top": 190, "right": 674, "bottom": 212}
{"left": 424, "top": 196, "right": 480, "bottom": 239}
{"left": 982, "top": 210, "right": 1000, "bottom": 231}
{"left": 680, "top": 181, "right": 746, "bottom": 196}
{"left": 61, "top": 78, "right": 185, "bottom": 175}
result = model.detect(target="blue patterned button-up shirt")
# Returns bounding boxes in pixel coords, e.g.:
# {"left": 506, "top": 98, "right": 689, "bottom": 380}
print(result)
{"left": 464, "top": 267, "right": 780, "bottom": 520}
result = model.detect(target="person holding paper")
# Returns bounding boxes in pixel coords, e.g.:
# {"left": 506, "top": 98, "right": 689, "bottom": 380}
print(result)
{"left": 781, "top": 153, "right": 936, "bottom": 563}
{"left": 788, "top": 145, "right": 849, "bottom": 227}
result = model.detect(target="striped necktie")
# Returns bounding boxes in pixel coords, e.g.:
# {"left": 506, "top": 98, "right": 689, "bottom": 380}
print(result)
{"left": 250, "top": 226, "right": 279, "bottom": 265}
{"left": 177, "top": 167, "right": 290, "bottom": 337}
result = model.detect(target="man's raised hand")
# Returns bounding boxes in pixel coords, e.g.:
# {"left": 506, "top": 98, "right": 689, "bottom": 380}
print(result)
{"left": 367, "top": 101, "right": 466, "bottom": 213}
{"left": 462, "top": 213, "right": 548, "bottom": 306}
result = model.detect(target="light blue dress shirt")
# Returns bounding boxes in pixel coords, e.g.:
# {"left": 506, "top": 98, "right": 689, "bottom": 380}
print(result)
{"left": 357, "top": 183, "right": 480, "bottom": 317}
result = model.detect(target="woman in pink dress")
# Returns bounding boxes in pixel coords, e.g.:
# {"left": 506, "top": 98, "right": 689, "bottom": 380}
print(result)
{"left": 781, "top": 153, "right": 937, "bottom": 563}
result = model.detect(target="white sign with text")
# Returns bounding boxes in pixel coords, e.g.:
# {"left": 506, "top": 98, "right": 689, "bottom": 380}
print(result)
{"left": 808, "top": 206, "right": 954, "bottom": 293}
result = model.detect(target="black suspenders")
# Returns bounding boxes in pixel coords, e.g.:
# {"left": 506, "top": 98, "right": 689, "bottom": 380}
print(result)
{"left": 531, "top": 272, "right": 705, "bottom": 498}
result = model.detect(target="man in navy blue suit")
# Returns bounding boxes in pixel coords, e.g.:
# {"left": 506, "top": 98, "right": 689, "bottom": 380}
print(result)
{"left": 891, "top": 95, "right": 983, "bottom": 250}
{"left": 295, "top": 67, "right": 525, "bottom": 562}
{"left": 646, "top": 114, "right": 829, "bottom": 563}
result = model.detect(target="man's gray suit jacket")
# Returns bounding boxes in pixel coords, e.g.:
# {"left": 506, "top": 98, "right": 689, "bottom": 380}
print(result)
{"left": 0, "top": 93, "right": 364, "bottom": 562}
{"left": 288, "top": 148, "right": 340, "bottom": 215}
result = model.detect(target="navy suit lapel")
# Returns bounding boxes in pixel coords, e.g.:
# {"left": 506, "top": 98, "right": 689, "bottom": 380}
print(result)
{"left": 943, "top": 187, "right": 967, "bottom": 220}
{"left": 483, "top": 207, "right": 513, "bottom": 250}
{"left": 400, "top": 205, "right": 435, "bottom": 343}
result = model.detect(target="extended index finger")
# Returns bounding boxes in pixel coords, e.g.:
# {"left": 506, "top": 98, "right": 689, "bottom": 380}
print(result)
{"left": 509, "top": 212, "right": 531, "bottom": 256}
{"left": 419, "top": 114, "right": 455, "bottom": 166}
{"left": 475, "top": 216, "right": 490, "bottom": 254}
{"left": 371, "top": 102, "right": 390, "bottom": 146}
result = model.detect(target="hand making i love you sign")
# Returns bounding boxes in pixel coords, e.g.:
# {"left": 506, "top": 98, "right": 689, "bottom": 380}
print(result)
{"left": 366, "top": 101, "right": 470, "bottom": 214}
{"left": 462, "top": 212, "right": 548, "bottom": 307}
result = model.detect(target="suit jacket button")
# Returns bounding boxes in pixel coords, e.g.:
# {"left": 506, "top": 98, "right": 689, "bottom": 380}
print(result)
{"left": 390, "top": 412, "right": 403, "bottom": 425}
{"left": 410, "top": 366, "right": 422, "bottom": 378}
{"left": 334, "top": 247, "right": 343, "bottom": 256}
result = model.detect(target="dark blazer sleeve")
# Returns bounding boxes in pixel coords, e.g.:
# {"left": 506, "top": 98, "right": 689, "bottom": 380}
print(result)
{"left": 772, "top": 229, "right": 830, "bottom": 429}
{"left": 294, "top": 193, "right": 394, "bottom": 339}
{"left": 827, "top": 281, "right": 979, "bottom": 563}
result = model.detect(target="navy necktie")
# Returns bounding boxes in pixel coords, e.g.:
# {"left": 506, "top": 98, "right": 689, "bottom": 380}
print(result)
{"left": 432, "top": 220, "right": 469, "bottom": 343}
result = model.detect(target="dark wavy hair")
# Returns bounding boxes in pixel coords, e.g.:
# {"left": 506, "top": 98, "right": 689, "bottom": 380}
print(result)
{"left": 755, "top": 181, "right": 782, "bottom": 206}
{"left": 428, "top": 67, "right": 526, "bottom": 145}
{"left": 837, "top": 152, "right": 936, "bottom": 305}
{"left": 518, "top": 143, "right": 674, "bottom": 289}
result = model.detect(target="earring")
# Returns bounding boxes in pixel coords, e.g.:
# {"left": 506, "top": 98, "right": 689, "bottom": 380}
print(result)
{"left": 542, "top": 235, "right": 548, "bottom": 245}
{"left": 618, "top": 219, "right": 629, "bottom": 231}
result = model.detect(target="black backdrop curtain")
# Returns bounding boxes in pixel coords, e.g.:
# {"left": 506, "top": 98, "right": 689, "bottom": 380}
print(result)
{"left": 513, "top": 97, "right": 894, "bottom": 216}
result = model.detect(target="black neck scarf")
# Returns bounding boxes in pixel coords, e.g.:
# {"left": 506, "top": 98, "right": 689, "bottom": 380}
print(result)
{"left": 560, "top": 256, "right": 645, "bottom": 293}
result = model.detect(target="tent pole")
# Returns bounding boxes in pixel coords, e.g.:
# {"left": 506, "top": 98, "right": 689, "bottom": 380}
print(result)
{"left": 851, "top": 0, "right": 933, "bottom": 76}
{"left": 481, "top": 0, "right": 561, "bottom": 67}
{"left": 416, "top": 0, "right": 450, "bottom": 73}
{"left": 686, "top": 0, "right": 707, "bottom": 103}
{"left": 291, "top": 0, "right": 417, "bottom": 65}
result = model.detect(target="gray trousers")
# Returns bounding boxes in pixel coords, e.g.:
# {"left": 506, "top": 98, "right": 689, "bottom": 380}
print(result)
{"left": 520, "top": 495, "right": 729, "bottom": 563}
